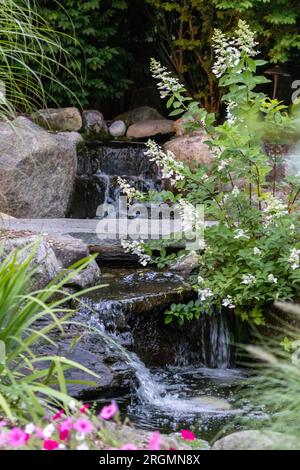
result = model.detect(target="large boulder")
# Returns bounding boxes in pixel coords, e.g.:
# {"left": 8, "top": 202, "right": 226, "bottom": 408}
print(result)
{"left": 0, "top": 231, "right": 60, "bottom": 290}
{"left": 115, "top": 106, "right": 164, "bottom": 126}
{"left": 212, "top": 430, "right": 299, "bottom": 450}
{"left": 82, "top": 110, "right": 108, "bottom": 140}
{"left": 0, "top": 117, "right": 81, "bottom": 218}
{"left": 127, "top": 119, "right": 175, "bottom": 139}
{"left": 31, "top": 107, "right": 82, "bottom": 132}
{"left": 0, "top": 230, "right": 101, "bottom": 290}
{"left": 163, "top": 131, "right": 214, "bottom": 169}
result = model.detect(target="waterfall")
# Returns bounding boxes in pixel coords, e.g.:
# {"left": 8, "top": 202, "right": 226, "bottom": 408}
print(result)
{"left": 69, "top": 142, "right": 164, "bottom": 219}
{"left": 78, "top": 296, "right": 233, "bottom": 412}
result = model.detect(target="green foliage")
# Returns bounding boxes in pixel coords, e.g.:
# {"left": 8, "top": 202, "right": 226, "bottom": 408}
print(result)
{"left": 38, "top": 0, "right": 132, "bottom": 107}
{"left": 146, "top": 21, "right": 300, "bottom": 325}
{"left": 240, "top": 303, "right": 300, "bottom": 449}
{"left": 0, "top": 245, "right": 99, "bottom": 422}
{"left": 165, "top": 300, "right": 202, "bottom": 325}
{"left": 146, "top": 0, "right": 300, "bottom": 112}
{"left": 0, "top": 0, "right": 73, "bottom": 120}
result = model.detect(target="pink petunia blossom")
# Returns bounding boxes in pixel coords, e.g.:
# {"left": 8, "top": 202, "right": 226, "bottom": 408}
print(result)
{"left": 73, "top": 418, "right": 94, "bottom": 435}
{"left": 44, "top": 439, "right": 59, "bottom": 451}
{"left": 181, "top": 429, "right": 196, "bottom": 441}
{"left": 99, "top": 401, "right": 119, "bottom": 420}
{"left": 148, "top": 432, "right": 161, "bottom": 451}
{"left": 0, "top": 432, "right": 7, "bottom": 448}
{"left": 80, "top": 404, "right": 90, "bottom": 414}
{"left": 59, "top": 429, "right": 70, "bottom": 442}
{"left": 53, "top": 410, "right": 64, "bottom": 421}
{"left": 59, "top": 418, "right": 73, "bottom": 433}
{"left": 7, "top": 428, "right": 28, "bottom": 448}
{"left": 34, "top": 426, "right": 45, "bottom": 439}
{"left": 121, "top": 443, "right": 138, "bottom": 450}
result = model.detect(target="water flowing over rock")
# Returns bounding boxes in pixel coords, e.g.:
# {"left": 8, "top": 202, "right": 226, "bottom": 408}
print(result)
{"left": 0, "top": 117, "right": 81, "bottom": 218}
{"left": 82, "top": 110, "right": 108, "bottom": 140}
{"left": 114, "top": 106, "right": 165, "bottom": 126}
{"left": 68, "top": 142, "right": 163, "bottom": 218}
{"left": 31, "top": 107, "right": 82, "bottom": 132}
{"left": 164, "top": 131, "right": 214, "bottom": 169}
{"left": 127, "top": 119, "right": 175, "bottom": 139}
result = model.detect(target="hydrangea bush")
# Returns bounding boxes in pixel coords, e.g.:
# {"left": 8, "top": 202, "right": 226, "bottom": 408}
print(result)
{"left": 121, "top": 21, "right": 300, "bottom": 326}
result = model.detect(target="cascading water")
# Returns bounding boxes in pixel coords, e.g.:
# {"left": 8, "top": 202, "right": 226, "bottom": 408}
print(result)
{"left": 66, "top": 140, "right": 255, "bottom": 439}
{"left": 68, "top": 142, "right": 164, "bottom": 218}
{"left": 76, "top": 267, "right": 252, "bottom": 440}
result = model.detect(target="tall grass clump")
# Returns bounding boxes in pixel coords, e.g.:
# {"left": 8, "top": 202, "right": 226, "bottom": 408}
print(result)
{"left": 0, "top": 245, "right": 99, "bottom": 423}
{"left": 236, "top": 302, "right": 300, "bottom": 449}
{"left": 0, "top": 0, "right": 79, "bottom": 121}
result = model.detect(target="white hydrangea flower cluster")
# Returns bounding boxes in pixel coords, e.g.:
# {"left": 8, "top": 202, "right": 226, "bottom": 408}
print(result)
{"left": 289, "top": 248, "right": 300, "bottom": 270}
{"left": 150, "top": 58, "right": 185, "bottom": 99}
{"left": 235, "top": 20, "right": 259, "bottom": 57}
{"left": 267, "top": 274, "right": 278, "bottom": 284}
{"left": 145, "top": 139, "right": 185, "bottom": 185}
{"left": 117, "top": 177, "right": 140, "bottom": 202}
{"left": 232, "top": 186, "right": 240, "bottom": 197}
{"left": 253, "top": 247, "right": 261, "bottom": 256}
{"left": 262, "top": 195, "right": 288, "bottom": 225}
{"left": 212, "top": 20, "right": 258, "bottom": 79}
{"left": 178, "top": 200, "right": 205, "bottom": 248}
{"left": 226, "top": 99, "right": 237, "bottom": 126}
{"left": 198, "top": 288, "right": 214, "bottom": 302}
{"left": 121, "top": 239, "right": 151, "bottom": 266}
{"left": 234, "top": 229, "right": 250, "bottom": 240}
{"left": 222, "top": 295, "right": 235, "bottom": 309}
{"left": 241, "top": 273, "right": 256, "bottom": 285}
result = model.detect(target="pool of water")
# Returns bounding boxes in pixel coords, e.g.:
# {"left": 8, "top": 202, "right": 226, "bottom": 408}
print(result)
{"left": 94, "top": 364, "right": 263, "bottom": 443}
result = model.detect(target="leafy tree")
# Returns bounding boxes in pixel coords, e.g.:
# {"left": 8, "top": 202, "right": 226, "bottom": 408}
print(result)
{"left": 38, "top": 0, "right": 132, "bottom": 107}
{"left": 146, "top": 0, "right": 300, "bottom": 112}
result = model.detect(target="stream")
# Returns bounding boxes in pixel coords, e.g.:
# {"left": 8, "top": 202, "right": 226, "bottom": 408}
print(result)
{"left": 74, "top": 266, "right": 259, "bottom": 442}
{"left": 64, "top": 140, "right": 261, "bottom": 442}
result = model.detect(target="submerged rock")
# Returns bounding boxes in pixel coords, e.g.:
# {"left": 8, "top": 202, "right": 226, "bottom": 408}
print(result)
{"left": 31, "top": 107, "right": 82, "bottom": 132}
{"left": 0, "top": 117, "right": 80, "bottom": 218}
{"left": 212, "top": 430, "right": 300, "bottom": 450}
{"left": 109, "top": 120, "right": 127, "bottom": 138}
{"left": 114, "top": 106, "right": 164, "bottom": 127}
{"left": 82, "top": 110, "right": 108, "bottom": 140}
{"left": 127, "top": 119, "right": 175, "bottom": 139}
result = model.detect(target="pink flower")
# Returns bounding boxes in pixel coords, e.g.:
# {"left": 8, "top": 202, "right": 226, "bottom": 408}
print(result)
{"left": 0, "top": 420, "right": 7, "bottom": 427}
{"left": 0, "top": 432, "right": 7, "bottom": 448}
{"left": 34, "top": 426, "right": 45, "bottom": 439}
{"left": 59, "top": 418, "right": 73, "bottom": 433}
{"left": 181, "top": 429, "right": 196, "bottom": 441}
{"left": 53, "top": 410, "right": 64, "bottom": 421}
{"left": 59, "top": 429, "right": 70, "bottom": 442}
{"left": 73, "top": 419, "right": 94, "bottom": 435}
{"left": 148, "top": 432, "right": 161, "bottom": 451}
{"left": 80, "top": 404, "right": 90, "bottom": 414}
{"left": 7, "top": 428, "right": 28, "bottom": 448}
{"left": 121, "top": 443, "right": 138, "bottom": 450}
{"left": 99, "top": 401, "right": 119, "bottom": 420}
{"left": 44, "top": 439, "right": 59, "bottom": 451}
